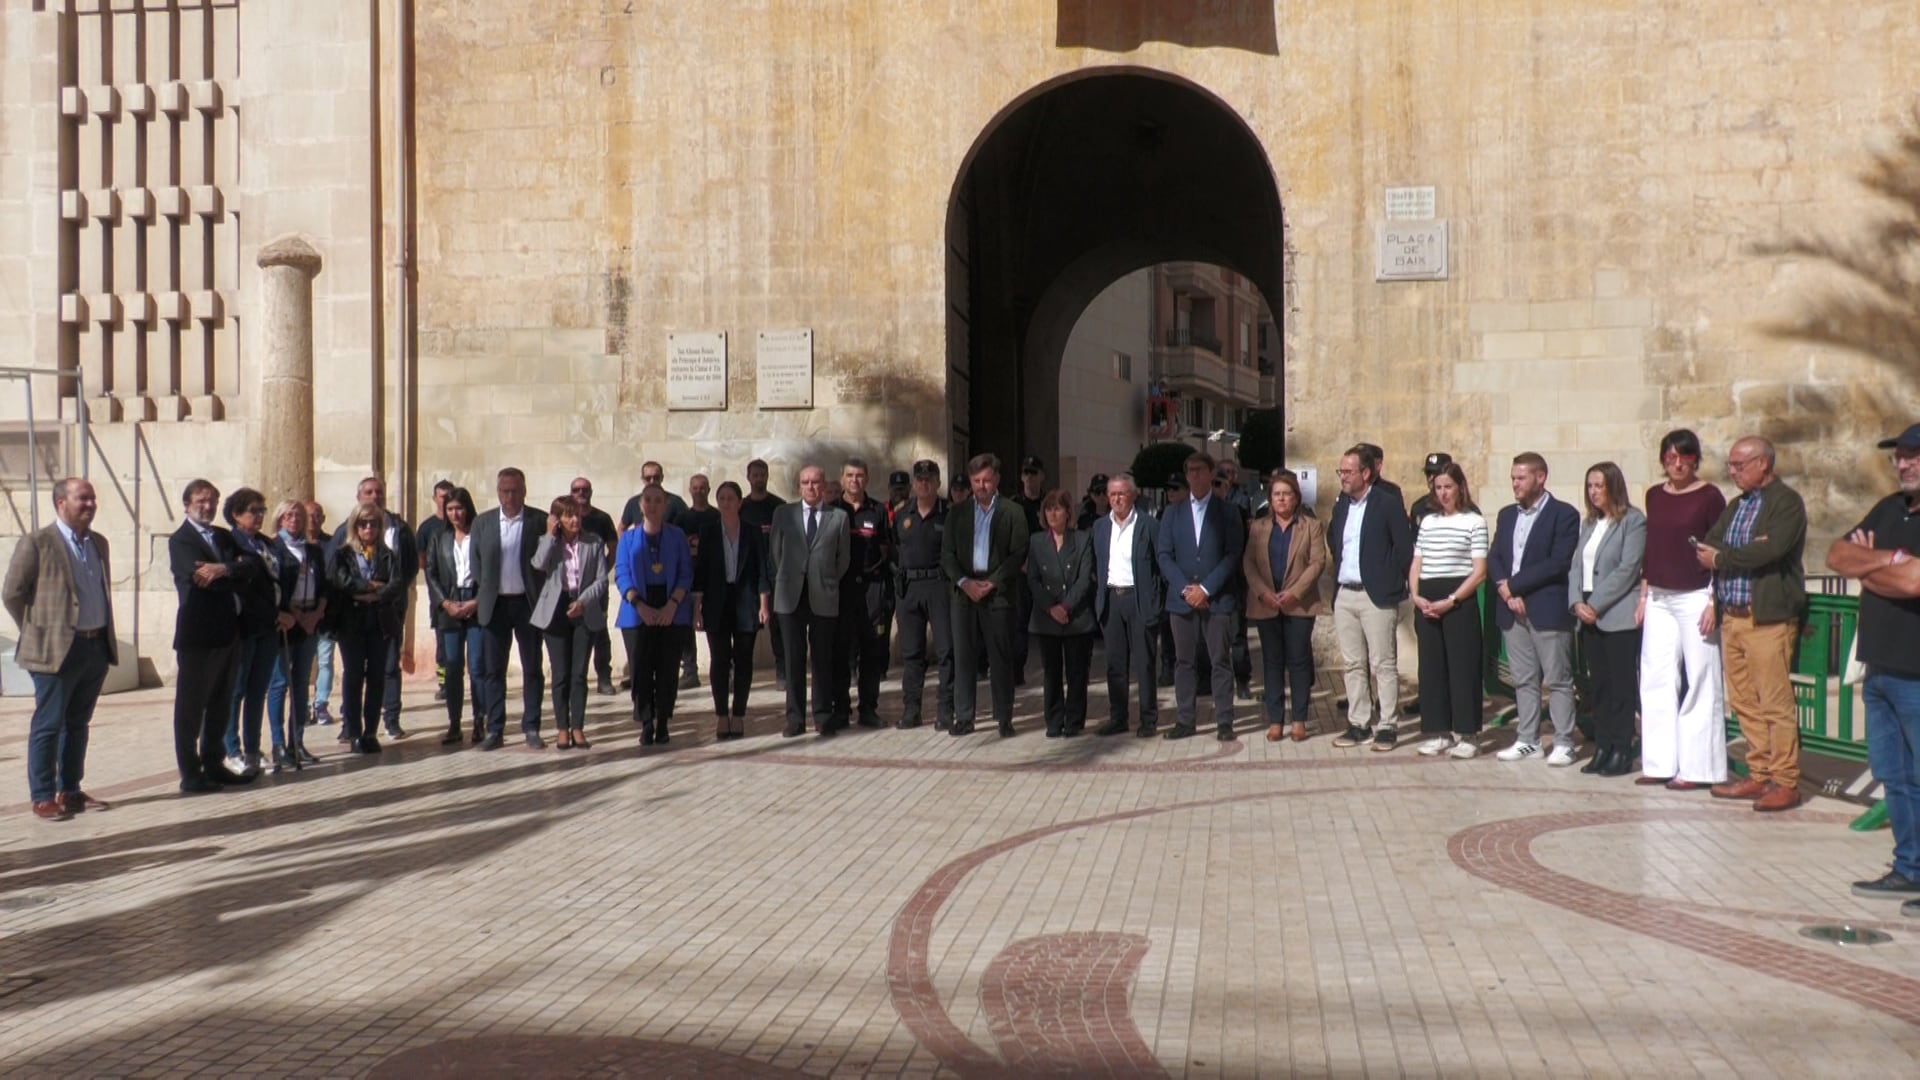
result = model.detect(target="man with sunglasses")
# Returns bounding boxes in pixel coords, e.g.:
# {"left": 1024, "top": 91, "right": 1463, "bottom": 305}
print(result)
{"left": 571, "top": 477, "right": 620, "bottom": 695}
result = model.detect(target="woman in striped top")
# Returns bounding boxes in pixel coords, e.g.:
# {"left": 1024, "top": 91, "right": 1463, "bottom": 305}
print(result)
{"left": 1409, "top": 463, "right": 1489, "bottom": 757}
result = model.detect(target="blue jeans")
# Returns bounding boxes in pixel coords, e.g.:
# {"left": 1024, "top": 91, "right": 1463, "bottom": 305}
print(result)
{"left": 269, "top": 633, "right": 320, "bottom": 751}
{"left": 226, "top": 631, "right": 280, "bottom": 759}
{"left": 441, "top": 622, "right": 488, "bottom": 727}
{"left": 27, "top": 636, "right": 112, "bottom": 802}
{"left": 1864, "top": 667, "right": 1920, "bottom": 881}
{"left": 313, "top": 631, "right": 336, "bottom": 708}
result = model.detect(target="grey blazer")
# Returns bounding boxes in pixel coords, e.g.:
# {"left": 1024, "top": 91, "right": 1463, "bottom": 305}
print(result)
{"left": 1567, "top": 507, "right": 1647, "bottom": 633}
{"left": 1027, "top": 530, "right": 1096, "bottom": 636}
{"left": 769, "top": 501, "right": 850, "bottom": 617}
{"left": 471, "top": 506, "right": 549, "bottom": 625}
{"left": 530, "top": 533, "right": 609, "bottom": 632}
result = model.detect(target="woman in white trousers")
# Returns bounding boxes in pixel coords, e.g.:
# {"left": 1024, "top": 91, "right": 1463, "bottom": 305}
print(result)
{"left": 1637, "top": 430, "right": 1730, "bottom": 788}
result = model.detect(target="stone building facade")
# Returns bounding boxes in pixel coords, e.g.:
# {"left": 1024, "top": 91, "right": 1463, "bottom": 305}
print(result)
{"left": 2, "top": 0, "right": 1915, "bottom": 677}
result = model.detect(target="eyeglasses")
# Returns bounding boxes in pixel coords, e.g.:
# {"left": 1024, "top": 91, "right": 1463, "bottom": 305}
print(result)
{"left": 242, "top": 505, "right": 266, "bottom": 515}
{"left": 571, "top": 486, "right": 591, "bottom": 495}
{"left": 355, "top": 521, "right": 378, "bottom": 530}
{"left": 1726, "top": 456, "right": 1757, "bottom": 472}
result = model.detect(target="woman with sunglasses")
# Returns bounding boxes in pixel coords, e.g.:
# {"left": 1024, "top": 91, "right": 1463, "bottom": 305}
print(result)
{"left": 1638, "top": 429, "right": 1729, "bottom": 789}
{"left": 329, "top": 503, "right": 407, "bottom": 754}
{"left": 223, "top": 488, "right": 282, "bottom": 775}
{"left": 425, "top": 487, "right": 487, "bottom": 746}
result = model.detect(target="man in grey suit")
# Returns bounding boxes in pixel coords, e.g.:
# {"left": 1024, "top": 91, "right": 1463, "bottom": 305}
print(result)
{"left": 769, "top": 464, "right": 850, "bottom": 737}
{"left": 472, "top": 467, "right": 550, "bottom": 749}
{"left": 1091, "top": 473, "right": 1163, "bottom": 737}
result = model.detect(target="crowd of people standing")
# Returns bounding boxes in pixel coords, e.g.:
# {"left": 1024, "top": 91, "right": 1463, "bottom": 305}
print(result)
{"left": 8, "top": 428, "right": 1920, "bottom": 919}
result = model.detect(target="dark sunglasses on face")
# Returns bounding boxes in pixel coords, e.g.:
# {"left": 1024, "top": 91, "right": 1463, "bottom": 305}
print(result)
{"left": 355, "top": 521, "right": 378, "bottom": 530}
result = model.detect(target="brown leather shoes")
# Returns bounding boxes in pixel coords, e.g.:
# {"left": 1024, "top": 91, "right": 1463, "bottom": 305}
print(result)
{"left": 1710, "top": 777, "right": 1768, "bottom": 800}
{"left": 1753, "top": 783, "right": 1803, "bottom": 812}
{"left": 1265, "top": 724, "right": 1284, "bottom": 742}
{"left": 1290, "top": 722, "right": 1309, "bottom": 742}
{"left": 60, "top": 790, "right": 108, "bottom": 814}
{"left": 31, "top": 800, "right": 69, "bottom": 821}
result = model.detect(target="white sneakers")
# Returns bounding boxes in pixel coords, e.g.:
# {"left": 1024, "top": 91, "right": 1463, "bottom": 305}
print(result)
{"left": 1448, "top": 739, "right": 1479, "bottom": 759}
{"left": 1418, "top": 734, "right": 1482, "bottom": 759}
{"left": 1495, "top": 742, "right": 1539, "bottom": 762}
{"left": 1546, "top": 746, "right": 1577, "bottom": 767}
{"left": 1417, "top": 736, "right": 1455, "bottom": 756}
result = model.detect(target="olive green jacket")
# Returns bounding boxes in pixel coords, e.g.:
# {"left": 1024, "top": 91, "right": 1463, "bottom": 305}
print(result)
{"left": 1704, "top": 476, "right": 1807, "bottom": 626}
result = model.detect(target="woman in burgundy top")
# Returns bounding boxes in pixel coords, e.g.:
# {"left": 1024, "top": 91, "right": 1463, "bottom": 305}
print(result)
{"left": 1637, "top": 429, "right": 1730, "bottom": 788}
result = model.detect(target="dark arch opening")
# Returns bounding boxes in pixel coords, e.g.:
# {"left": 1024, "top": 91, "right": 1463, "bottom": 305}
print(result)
{"left": 944, "top": 68, "right": 1286, "bottom": 477}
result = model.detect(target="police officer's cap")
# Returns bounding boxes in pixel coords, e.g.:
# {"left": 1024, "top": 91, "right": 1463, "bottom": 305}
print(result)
{"left": 888, "top": 470, "right": 910, "bottom": 486}
{"left": 1423, "top": 452, "right": 1453, "bottom": 476}
{"left": 1088, "top": 473, "right": 1109, "bottom": 494}
{"left": 1020, "top": 455, "right": 1045, "bottom": 475}
{"left": 910, "top": 460, "right": 940, "bottom": 481}
{"left": 1166, "top": 473, "right": 1188, "bottom": 492}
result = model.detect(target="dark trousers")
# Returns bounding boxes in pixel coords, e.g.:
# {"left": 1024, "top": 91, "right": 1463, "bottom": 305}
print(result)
{"left": 337, "top": 629, "right": 390, "bottom": 743}
{"left": 1101, "top": 588, "right": 1158, "bottom": 729}
{"left": 1417, "top": 577, "right": 1484, "bottom": 736}
{"left": 27, "top": 636, "right": 111, "bottom": 802}
{"left": 1255, "top": 615, "right": 1316, "bottom": 724}
{"left": 544, "top": 617, "right": 592, "bottom": 732}
{"left": 778, "top": 587, "right": 836, "bottom": 730}
{"left": 953, "top": 596, "right": 1016, "bottom": 727}
{"left": 1171, "top": 609, "right": 1235, "bottom": 732}
{"left": 1231, "top": 607, "right": 1253, "bottom": 687}
{"left": 897, "top": 578, "right": 953, "bottom": 726}
{"left": 382, "top": 630, "right": 404, "bottom": 729}
{"left": 225, "top": 630, "right": 280, "bottom": 758}
{"left": 1037, "top": 632, "right": 1093, "bottom": 734}
{"left": 590, "top": 627, "right": 613, "bottom": 684}
{"left": 707, "top": 626, "right": 758, "bottom": 716}
{"left": 768, "top": 607, "right": 787, "bottom": 684}
{"left": 173, "top": 642, "right": 237, "bottom": 781}
{"left": 440, "top": 621, "right": 487, "bottom": 729}
{"left": 626, "top": 624, "right": 690, "bottom": 734}
{"left": 483, "top": 594, "right": 544, "bottom": 738}
{"left": 1581, "top": 622, "right": 1643, "bottom": 752}
{"left": 833, "top": 578, "right": 889, "bottom": 721}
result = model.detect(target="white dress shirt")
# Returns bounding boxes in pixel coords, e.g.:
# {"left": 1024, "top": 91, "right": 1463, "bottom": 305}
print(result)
{"left": 452, "top": 533, "right": 475, "bottom": 588}
{"left": 499, "top": 512, "right": 526, "bottom": 595}
{"left": 1107, "top": 511, "right": 1138, "bottom": 588}
{"left": 1337, "top": 489, "right": 1370, "bottom": 585}
{"left": 1511, "top": 491, "right": 1552, "bottom": 575}
{"left": 1581, "top": 517, "right": 1610, "bottom": 593}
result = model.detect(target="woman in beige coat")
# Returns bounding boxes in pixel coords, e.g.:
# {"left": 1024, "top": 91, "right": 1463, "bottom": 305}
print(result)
{"left": 1244, "top": 471, "right": 1328, "bottom": 742}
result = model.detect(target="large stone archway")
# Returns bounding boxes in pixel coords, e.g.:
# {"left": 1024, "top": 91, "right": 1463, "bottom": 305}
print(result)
{"left": 944, "top": 68, "right": 1286, "bottom": 474}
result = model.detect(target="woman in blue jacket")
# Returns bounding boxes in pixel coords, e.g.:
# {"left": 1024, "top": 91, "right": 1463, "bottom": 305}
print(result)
{"left": 617, "top": 484, "right": 694, "bottom": 746}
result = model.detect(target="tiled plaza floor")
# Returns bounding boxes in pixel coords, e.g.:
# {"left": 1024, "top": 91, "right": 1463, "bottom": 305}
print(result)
{"left": 2, "top": 657, "right": 1916, "bottom": 1077}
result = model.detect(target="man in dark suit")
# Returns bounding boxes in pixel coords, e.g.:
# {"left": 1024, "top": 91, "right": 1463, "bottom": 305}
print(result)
{"left": 1091, "top": 473, "right": 1162, "bottom": 737}
{"left": 168, "top": 479, "right": 258, "bottom": 793}
{"left": 330, "top": 475, "right": 418, "bottom": 739}
{"left": 1328, "top": 446, "right": 1415, "bottom": 750}
{"left": 1155, "top": 453, "right": 1247, "bottom": 740}
{"left": 943, "top": 453, "right": 1030, "bottom": 736}
{"left": 893, "top": 459, "right": 952, "bottom": 729}
{"left": 472, "top": 466, "right": 549, "bottom": 749}
{"left": 5, "top": 478, "right": 118, "bottom": 818}
{"left": 1487, "top": 451, "right": 1583, "bottom": 765}
{"left": 769, "top": 464, "right": 850, "bottom": 737}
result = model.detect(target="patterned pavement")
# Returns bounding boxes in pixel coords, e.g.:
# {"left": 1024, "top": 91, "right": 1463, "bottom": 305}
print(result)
{"left": 2, "top": 658, "right": 1916, "bottom": 1077}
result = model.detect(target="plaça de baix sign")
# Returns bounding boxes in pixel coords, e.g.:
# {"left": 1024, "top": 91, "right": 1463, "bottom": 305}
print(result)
{"left": 1375, "top": 221, "right": 1448, "bottom": 282}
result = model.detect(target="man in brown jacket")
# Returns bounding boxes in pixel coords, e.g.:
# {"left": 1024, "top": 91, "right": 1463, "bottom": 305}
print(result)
{"left": 3, "top": 478, "right": 117, "bottom": 820}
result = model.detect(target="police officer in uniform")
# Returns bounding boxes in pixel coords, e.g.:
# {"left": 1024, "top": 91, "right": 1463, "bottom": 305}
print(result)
{"left": 832, "top": 458, "right": 894, "bottom": 727}
{"left": 886, "top": 470, "right": 912, "bottom": 518}
{"left": 1011, "top": 456, "right": 1047, "bottom": 686}
{"left": 893, "top": 459, "right": 952, "bottom": 729}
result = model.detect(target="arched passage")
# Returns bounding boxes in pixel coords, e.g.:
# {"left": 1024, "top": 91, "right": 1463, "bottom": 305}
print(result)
{"left": 945, "top": 68, "right": 1286, "bottom": 475}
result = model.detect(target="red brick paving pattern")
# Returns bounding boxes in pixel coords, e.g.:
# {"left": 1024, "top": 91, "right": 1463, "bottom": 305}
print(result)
{"left": 1448, "top": 808, "right": 1920, "bottom": 1029}
{"left": 979, "top": 932, "right": 1166, "bottom": 1078}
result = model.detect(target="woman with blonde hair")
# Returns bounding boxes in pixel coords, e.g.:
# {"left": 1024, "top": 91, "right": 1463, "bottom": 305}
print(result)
{"left": 328, "top": 502, "right": 406, "bottom": 754}
{"left": 1571, "top": 461, "right": 1648, "bottom": 776}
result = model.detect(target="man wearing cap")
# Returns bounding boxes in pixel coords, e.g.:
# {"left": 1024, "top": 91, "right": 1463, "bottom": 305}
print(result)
{"left": 1697, "top": 436, "right": 1807, "bottom": 811}
{"left": 1010, "top": 456, "right": 1048, "bottom": 685}
{"left": 1077, "top": 474, "right": 1110, "bottom": 532}
{"left": 886, "top": 470, "right": 912, "bottom": 519}
{"left": 1828, "top": 425, "right": 1920, "bottom": 910}
{"left": 1410, "top": 453, "right": 1454, "bottom": 538}
{"left": 894, "top": 460, "right": 953, "bottom": 729}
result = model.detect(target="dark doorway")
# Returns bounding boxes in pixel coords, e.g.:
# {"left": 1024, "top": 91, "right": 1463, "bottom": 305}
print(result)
{"left": 944, "top": 69, "right": 1286, "bottom": 478}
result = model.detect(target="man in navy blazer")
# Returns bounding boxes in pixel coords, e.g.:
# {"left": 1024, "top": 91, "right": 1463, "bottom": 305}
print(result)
{"left": 1327, "top": 446, "right": 1415, "bottom": 750}
{"left": 1155, "top": 453, "right": 1245, "bottom": 740}
{"left": 1091, "top": 474, "right": 1163, "bottom": 737}
{"left": 1487, "top": 452, "right": 1583, "bottom": 764}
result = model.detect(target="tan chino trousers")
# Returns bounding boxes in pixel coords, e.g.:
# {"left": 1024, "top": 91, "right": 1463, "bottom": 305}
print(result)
{"left": 1721, "top": 613, "right": 1800, "bottom": 789}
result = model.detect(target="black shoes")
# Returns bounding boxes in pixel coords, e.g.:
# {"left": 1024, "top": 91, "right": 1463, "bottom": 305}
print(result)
{"left": 1135, "top": 724, "right": 1157, "bottom": 738}
{"left": 949, "top": 722, "right": 976, "bottom": 737}
{"left": 857, "top": 713, "right": 885, "bottom": 729}
{"left": 385, "top": 724, "right": 406, "bottom": 740}
{"left": 179, "top": 776, "right": 216, "bottom": 795}
{"left": 1581, "top": 748, "right": 1609, "bottom": 774}
{"left": 355, "top": 736, "right": 382, "bottom": 754}
{"left": 998, "top": 721, "right": 1016, "bottom": 738}
{"left": 480, "top": 733, "right": 504, "bottom": 751}
{"left": 1332, "top": 724, "right": 1369, "bottom": 748}
{"left": 782, "top": 723, "right": 806, "bottom": 738}
{"left": 597, "top": 678, "right": 618, "bottom": 696}
{"left": 1216, "top": 727, "right": 1237, "bottom": 742}
{"left": 205, "top": 764, "right": 257, "bottom": 785}
{"left": 441, "top": 728, "right": 464, "bottom": 746}
{"left": 1163, "top": 726, "right": 1195, "bottom": 740}
{"left": 1598, "top": 749, "right": 1636, "bottom": 777}
{"left": 1236, "top": 682, "right": 1253, "bottom": 701}
{"left": 1095, "top": 720, "right": 1129, "bottom": 736}
{"left": 1852, "top": 871, "right": 1920, "bottom": 898}
{"left": 1371, "top": 728, "right": 1398, "bottom": 752}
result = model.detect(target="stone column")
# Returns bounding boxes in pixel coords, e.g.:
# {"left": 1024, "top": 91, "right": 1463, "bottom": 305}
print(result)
{"left": 255, "top": 236, "right": 322, "bottom": 502}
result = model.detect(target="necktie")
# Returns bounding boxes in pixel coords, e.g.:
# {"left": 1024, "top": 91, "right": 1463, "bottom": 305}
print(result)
{"left": 806, "top": 507, "right": 817, "bottom": 545}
